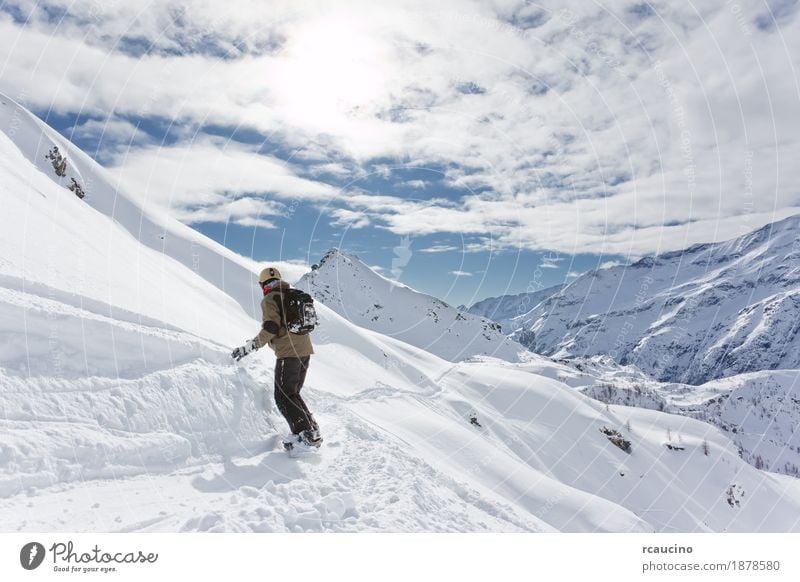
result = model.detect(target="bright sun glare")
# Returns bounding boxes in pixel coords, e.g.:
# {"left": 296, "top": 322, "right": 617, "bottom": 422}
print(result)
{"left": 273, "top": 17, "right": 388, "bottom": 127}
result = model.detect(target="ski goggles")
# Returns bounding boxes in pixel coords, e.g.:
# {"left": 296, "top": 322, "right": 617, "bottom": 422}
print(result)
{"left": 259, "top": 279, "right": 280, "bottom": 293}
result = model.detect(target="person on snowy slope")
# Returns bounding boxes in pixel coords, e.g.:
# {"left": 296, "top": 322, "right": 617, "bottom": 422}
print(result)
{"left": 231, "top": 267, "right": 322, "bottom": 449}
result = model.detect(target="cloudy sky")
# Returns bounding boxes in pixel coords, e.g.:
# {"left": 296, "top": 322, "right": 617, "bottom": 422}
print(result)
{"left": 1, "top": 0, "right": 798, "bottom": 306}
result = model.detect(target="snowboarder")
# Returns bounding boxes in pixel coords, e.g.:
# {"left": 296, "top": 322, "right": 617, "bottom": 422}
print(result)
{"left": 231, "top": 267, "right": 322, "bottom": 450}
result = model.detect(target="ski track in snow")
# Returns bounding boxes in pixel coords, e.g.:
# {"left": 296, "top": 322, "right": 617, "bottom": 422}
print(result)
{"left": 1, "top": 354, "right": 545, "bottom": 533}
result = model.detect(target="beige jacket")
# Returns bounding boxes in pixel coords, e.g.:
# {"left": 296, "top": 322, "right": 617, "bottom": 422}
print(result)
{"left": 253, "top": 281, "right": 314, "bottom": 358}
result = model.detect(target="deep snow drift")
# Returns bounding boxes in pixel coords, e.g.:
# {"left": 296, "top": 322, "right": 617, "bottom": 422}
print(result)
{"left": 2, "top": 93, "right": 800, "bottom": 532}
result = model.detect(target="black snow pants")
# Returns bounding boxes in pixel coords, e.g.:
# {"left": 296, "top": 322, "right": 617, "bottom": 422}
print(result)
{"left": 274, "top": 356, "right": 318, "bottom": 435}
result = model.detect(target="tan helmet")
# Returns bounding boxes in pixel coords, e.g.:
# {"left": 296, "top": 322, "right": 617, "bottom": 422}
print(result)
{"left": 258, "top": 266, "right": 282, "bottom": 284}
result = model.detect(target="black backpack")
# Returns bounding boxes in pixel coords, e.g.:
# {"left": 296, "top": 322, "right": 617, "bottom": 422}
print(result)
{"left": 278, "top": 288, "right": 318, "bottom": 335}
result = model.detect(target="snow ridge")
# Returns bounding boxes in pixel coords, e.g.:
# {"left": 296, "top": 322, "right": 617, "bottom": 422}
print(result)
{"left": 298, "top": 248, "right": 527, "bottom": 363}
{"left": 465, "top": 283, "right": 564, "bottom": 336}
{"left": 519, "top": 214, "right": 800, "bottom": 384}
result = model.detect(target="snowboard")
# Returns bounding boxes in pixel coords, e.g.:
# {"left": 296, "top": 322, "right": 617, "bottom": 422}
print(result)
{"left": 282, "top": 436, "right": 321, "bottom": 457}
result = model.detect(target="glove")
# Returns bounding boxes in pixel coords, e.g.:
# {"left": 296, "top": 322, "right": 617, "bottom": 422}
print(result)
{"left": 231, "top": 339, "right": 257, "bottom": 361}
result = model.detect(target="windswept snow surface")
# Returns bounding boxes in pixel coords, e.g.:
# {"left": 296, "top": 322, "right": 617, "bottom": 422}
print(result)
{"left": 2, "top": 93, "right": 800, "bottom": 532}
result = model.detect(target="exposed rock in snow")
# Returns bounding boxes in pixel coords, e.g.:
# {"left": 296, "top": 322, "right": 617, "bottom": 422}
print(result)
{"left": 579, "top": 365, "right": 800, "bottom": 478}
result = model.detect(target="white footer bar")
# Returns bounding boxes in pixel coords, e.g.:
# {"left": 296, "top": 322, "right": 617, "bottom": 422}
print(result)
{"left": 2, "top": 533, "right": 798, "bottom": 581}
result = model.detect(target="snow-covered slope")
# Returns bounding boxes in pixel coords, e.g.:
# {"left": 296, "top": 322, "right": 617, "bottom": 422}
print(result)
{"left": 5, "top": 288, "right": 800, "bottom": 532}
{"left": 578, "top": 364, "right": 800, "bottom": 478}
{"left": 2, "top": 93, "right": 800, "bottom": 532}
{"left": 297, "top": 249, "right": 527, "bottom": 363}
{"left": 466, "top": 284, "right": 564, "bottom": 335}
{"left": 0, "top": 93, "right": 306, "bottom": 340}
{"left": 520, "top": 215, "right": 800, "bottom": 384}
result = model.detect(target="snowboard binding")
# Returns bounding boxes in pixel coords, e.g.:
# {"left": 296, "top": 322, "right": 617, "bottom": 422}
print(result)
{"left": 282, "top": 429, "right": 323, "bottom": 453}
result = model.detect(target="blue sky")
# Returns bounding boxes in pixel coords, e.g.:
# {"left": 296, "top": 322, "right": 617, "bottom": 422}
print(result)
{"left": 49, "top": 107, "right": 618, "bottom": 305}
{"left": 1, "top": 0, "right": 799, "bottom": 305}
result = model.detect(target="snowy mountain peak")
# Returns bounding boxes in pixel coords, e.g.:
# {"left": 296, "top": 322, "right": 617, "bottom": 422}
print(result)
{"left": 315, "top": 247, "right": 348, "bottom": 267}
{"left": 298, "top": 250, "right": 526, "bottom": 362}
{"left": 465, "top": 284, "right": 565, "bottom": 338}
{"left": 519, "top": 213, "right": 800, "bottom": 384}
{"left": 311, "top": 247, "right": 414, "bottom": 293}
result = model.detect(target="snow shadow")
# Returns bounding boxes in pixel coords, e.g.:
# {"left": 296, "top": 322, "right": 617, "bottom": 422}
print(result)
{"left": 191, "top": 453, "right": 304, "bottom": 493}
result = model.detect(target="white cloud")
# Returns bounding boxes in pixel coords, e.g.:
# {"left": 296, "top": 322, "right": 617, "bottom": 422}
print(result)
{"left": 176, "top": 197, "right": 284, "bottom": 228}
{"left": 449, "top": 270, "right": 472, "bottom": 277}
{"left": 235, "top": 216, "right": 278, "bottom": 229}
{"left": 330, "top": 208, "right": 371, "bottom": 229}
{"left": 539, "top": 255, "right": 565, "bottom": 269}
{"left": 419, "top": 244, "right": 459, "bottom": 253}
{"left": 109, "top": 136, "right": 339, "bottom": 218}
{"left": 2, "top": 0, "right": 800, "bottom": 254}
{"left": 66, "top": 117, "right": 154, "bottom": 163}
{"left": 306, "top": 162, "right": 358, "bottom": 178}
{"left": 68, "top": 118, "right": 152, "bottom": 147}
